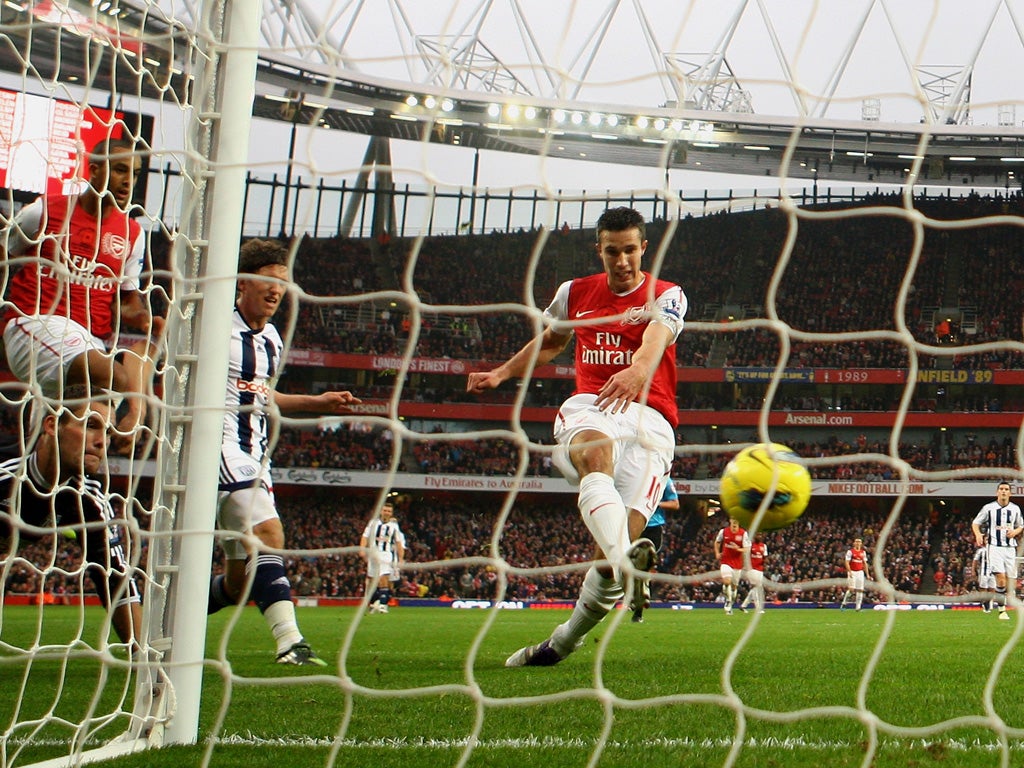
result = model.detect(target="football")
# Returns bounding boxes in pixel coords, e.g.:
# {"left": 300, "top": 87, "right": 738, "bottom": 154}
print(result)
{"left": 719, "top": 443, "right": 812, "bottom": 530}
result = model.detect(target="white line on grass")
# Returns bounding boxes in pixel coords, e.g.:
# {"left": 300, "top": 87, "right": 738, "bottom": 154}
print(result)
{"left": 13, "top": 734, "right": 1021, "bottom": 753}
{"left": 208, "top": 734, "right": 1022, "bottom": 752}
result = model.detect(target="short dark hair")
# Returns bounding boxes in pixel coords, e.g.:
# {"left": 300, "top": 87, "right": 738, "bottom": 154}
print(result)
{"left": 596, "top": 206, "right": 646, "bottom": 241}
{"left": 89, "top": 138, "right": 138, "bottom": 166}
{"left": 238, "top": 238, "right": 290, "bottom": 274}
{"left": 48, "top": 385, "right": 116, "bottom": 422}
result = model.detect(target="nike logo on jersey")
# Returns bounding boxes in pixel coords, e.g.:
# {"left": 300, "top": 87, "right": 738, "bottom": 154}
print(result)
{"left": 575, "top": 309, "right": 597, "bottom": 317}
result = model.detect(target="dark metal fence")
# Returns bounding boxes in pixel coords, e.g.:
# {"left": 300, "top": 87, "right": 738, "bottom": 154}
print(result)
{"left": 149, "top": 165, "right": 1019, "bottom": 239}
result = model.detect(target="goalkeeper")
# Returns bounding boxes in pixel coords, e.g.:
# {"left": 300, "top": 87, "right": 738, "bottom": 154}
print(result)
{"left": 467, "top": 206, "right": 686, "bottom": 666}
{"left": 0, "top": 386, "right": 141, "bottom": 648}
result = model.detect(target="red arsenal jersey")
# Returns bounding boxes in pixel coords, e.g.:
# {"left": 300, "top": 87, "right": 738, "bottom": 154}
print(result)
{"left": 562, "top": 272, "right": 684, "bottom": 427}
{"left": 749, "top": 540, "right": 767, "bottom": 571}
{"left": 5, "top": 196, "right": 144, "bottom": 340}
{"left": 846, "top": 548, "right": 868, "bottom": 572}
{"left": 717, "top": 526, "right": 749, "bottom": 570}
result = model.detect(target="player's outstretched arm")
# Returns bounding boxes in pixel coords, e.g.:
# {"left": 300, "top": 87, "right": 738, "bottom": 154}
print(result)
{"left": 273, "top": 390, "right": 361, "bottom": 415}
{"left": 118, "top": 291, "right": 161, "bottom": 336}
{"left": 467, "top": 327, "right": 570, "bottom": 394}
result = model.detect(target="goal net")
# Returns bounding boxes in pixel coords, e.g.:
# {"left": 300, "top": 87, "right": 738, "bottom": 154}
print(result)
{"left": 3, "top": 1, "right": 1024, "bottom": 767}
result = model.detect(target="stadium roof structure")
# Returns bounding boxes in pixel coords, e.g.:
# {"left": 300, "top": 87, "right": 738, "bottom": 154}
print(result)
{"left": 248, "top": 56, "right": 1024, "bottom": 189}
{"left": 4, "top": 0, "right": 1024, "bottom": 190}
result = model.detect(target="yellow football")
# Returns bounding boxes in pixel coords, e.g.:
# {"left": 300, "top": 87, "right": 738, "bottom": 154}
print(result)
{"left": 719, "top": 443, "right": 812, "bottom": 530}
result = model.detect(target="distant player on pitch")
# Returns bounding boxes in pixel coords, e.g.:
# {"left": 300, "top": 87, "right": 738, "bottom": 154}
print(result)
{"left": 971, "top": 481, "right": 1024, "bottom": 621}
{"left": 361, "top": 499, "right": 405, "bottom": 614}
{"left": 714, "top": 517, "right": 749, "bottom": 615}
{"left": 973, "top": 533, "right": 996, "bottom": 613}
{"left": 740, "top": 530, "right": 768, "bottom": 614}
{"left": 840, "top": 537, "right": 870, "bottom": 611}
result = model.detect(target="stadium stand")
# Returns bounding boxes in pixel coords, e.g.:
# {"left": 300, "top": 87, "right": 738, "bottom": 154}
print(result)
{"left": 6, "top": 195, "right": 1024, "bottom": 605}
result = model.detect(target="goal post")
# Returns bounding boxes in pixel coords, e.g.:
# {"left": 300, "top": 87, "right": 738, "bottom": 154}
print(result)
{"left": 156, "top": 0, "right": 263, "bottom": 747}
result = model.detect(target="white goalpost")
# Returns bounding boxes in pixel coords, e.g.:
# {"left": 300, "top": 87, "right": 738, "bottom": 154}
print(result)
{"left": 145, "top": 0, "right": 262, "bottom": 751}
{"left": 4, "top": 1, "right": 1024, "bottom": 767}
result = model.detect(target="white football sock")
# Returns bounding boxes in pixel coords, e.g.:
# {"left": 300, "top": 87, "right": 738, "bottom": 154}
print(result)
{"left": 263, "top": 600, "right": 303, "bottom": 654}
{"left": 577, "top": 472, "right": 629, "bottom": 580}
{"left": 550, "top": 567, "right": 622, "bottom": 657}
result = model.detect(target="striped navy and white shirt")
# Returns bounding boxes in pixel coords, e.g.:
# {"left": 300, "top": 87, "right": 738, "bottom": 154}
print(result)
{"left": 362, "top": 518, "right": 403, "bottom": 559}
{"left": 392, "top": 528, "right": 407, "bottom": 566}
{"left": 973, "top": 546, "right": 991, "bottom": 579}
{"left": 973, "top": 501, "right": 1024, "bottom": 548}
{"left": 223, "top": 308, "right": 284, "bottom": 463}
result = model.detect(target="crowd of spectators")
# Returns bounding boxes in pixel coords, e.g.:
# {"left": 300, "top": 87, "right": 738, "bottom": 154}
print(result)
{"left": 278, "top": 492, "right": 1017, "bottom": 606}
{"left": 267, "top": 496, "right": 976, "bottom": 605}
{"left": 410, "top": 430, "right": 554, "bottom": 477}
{"left": 266, "top": 420, "right": 1020, "bottom": 479}
{"left": 9, "top": 193, "right": 1024, "bottom": 609}
{"left": 1, "top": 484, "right": 1007, "bottom": 609}
{"left": 278, "top": 195, "right": 1024, "bottom": 372}
{"left": 258, "top": 494, "right": 941, "bottom": 605}
{"left": 272, "top": 423, "right": 398, "bottom": 471}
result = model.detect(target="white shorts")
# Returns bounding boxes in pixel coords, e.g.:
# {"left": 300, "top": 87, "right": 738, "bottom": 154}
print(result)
{"left": 720, "top": 563, "right": 737, "bottom": 583}
{"left": 3, "top": 316, "right": 108, "bottom": 395}
{"left": 988, "top": 546, "right": 1018, "bottom": 578}
{"left": 552, "top": 393, "right": 675, "bottom": 520}
{"left": 220, "top": 446, "right": 273, "bottom": 494}
{"left": 978, "top": 573, "right": 997, "bottom": 590}
{"left": 744, "top": 569, "right": 764, "bottom": 587}
{"left": 847, "top": 570, "right": 866, "bottom": 590}
{"left": 216, "top": 484, "right": 279, "bottom": 560}
{"left": 366, "top": 550, "right": 394, "bottom": 580}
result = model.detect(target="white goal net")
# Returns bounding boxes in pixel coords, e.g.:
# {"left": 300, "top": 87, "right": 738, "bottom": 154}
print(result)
{"left": 2, "top": 1, "right": 1024, "bottom": 767}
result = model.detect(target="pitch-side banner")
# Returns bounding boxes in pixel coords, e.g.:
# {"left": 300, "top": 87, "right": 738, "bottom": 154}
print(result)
{"left": 104, "top": 459, "right": 1019, "bottom": 497}
{"left": 284, "top": 352, "right": 1024, "bottom": 386}
{"left": 267, "top": 469, "right": 1021, "bottom": 498}
{"left": 287, "top": 398, "right": 1024, "bottom": 428}
{"left": 675, "top": 479, "right": 1016, "bottom": 499}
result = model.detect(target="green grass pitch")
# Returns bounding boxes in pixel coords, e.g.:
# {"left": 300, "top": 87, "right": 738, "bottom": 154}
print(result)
{"left": 3, "top": 604, "right": 1024, "bottom": 768}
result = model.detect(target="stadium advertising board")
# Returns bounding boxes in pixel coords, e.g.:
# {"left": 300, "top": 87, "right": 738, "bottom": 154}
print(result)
{"left": 677, "top": 479, "right": 1024, "bottom": 498}
{"left": 103, "top": 457, "right": 1024, "bottom": 497}
{"left": 286, "top": 353, "right": 1024, "bottom": 387}
{"left": 288, "top": 397, "right": 1024, "bottom": 428}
